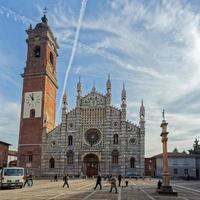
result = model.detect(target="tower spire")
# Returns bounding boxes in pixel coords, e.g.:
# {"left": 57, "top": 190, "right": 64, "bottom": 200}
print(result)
{"left": 106, "top": 73, "right": 111, "bottom": 93}
{"left": 121, "top": 82, "right": 126, "bottom": 102}
{"left": 106, "top": 74, "right": 112, "bottom": 105}
{"left": 92, "top": 80, "right": 96, "bottom": 92}
{"left": 62, "top": 89, "right": 68, "bottom": 111}
{"left": 140, "top": 99, "right": 145, "bottom": 119}
{"left": 77, "top": 76, "right": 82, "bottom": 96}
{"left": 121, "top": 82, "right": 127, "bottom": 120}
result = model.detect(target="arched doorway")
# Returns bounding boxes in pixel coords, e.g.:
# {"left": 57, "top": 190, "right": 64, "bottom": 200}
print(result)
{"left": 83, "top": 154, "right": 99, "bottom": 177}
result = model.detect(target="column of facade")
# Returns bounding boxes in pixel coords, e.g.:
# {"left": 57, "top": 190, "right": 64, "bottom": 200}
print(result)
{"left": 104, "top": 75, "right": 112, "bottom": 175}
{"left": 75, "top": 77, "right": 82, "bottom": 176}
{"left": 75, "top": 106, "right": 82, "bottom": 176}
{"left": 120, "top": 83, "right": 127, "bottom": 177}
{"left": 139, "top": 100, "right": 145, "bottom": 176}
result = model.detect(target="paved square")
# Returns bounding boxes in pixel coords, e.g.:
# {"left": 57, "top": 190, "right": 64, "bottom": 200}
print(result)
{"left": 0, "top": 178, "right": 199, "bottom": 200}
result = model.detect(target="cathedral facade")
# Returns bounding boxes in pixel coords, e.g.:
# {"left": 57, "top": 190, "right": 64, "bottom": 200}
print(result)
{"left": 41, "top": 79, "right": 145, "bottom": 177}
{"left": 18, "top": 15, "right": 145, "bottom": 177}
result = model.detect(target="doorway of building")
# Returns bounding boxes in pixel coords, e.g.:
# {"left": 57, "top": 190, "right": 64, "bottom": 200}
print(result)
{"left": 83, "top": 154, "right": 99, "bottom": 177}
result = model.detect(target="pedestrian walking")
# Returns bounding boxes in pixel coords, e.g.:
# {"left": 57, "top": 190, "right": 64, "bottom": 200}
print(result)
{"left": 54, "top": 174, "right": 58, "bottom": 182}
{"left": 63, "top": 173, "right": 69, "bottom": 188}
{"left": 125, "top": 179, "right": 128, "bottom": 187}
{"left": 157, "top": 180, "right": 162, "bottom": 189}
{"left": 94, "top": 174, "right": 102, "bottom": 190}
{"left": 28, "top": 174, "right": 33, "bottom": 186}
{"left": 23, "top": 174, "right": 29, "bottom": 187}
{"left": 118, "top": 174, "right": 122, "bottom": 187}
{"left": 109, "top": 176, "right": 117, "bottom": 193}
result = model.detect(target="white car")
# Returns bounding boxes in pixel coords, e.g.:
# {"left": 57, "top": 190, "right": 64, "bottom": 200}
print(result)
{"left": 0, "top": 167, "right": 24, "bottom": 189}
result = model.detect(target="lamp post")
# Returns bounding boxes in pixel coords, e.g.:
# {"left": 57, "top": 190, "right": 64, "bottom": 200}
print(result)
{"left": 158, "top": 109, "right": 177, "bottom": 195}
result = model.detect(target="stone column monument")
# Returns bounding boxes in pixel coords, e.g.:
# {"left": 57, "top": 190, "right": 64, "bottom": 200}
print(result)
{"left": 158, "top": 109, "right": 177, "bottom": 195}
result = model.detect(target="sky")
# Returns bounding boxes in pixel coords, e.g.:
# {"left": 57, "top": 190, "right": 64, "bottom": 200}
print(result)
{"left": 0, "top": 0, "right": 200, "bottom": 157}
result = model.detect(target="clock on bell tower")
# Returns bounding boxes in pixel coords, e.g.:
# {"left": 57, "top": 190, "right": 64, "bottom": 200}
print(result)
{"left": 18, "top": 15, "right": 58, "bottom": 175}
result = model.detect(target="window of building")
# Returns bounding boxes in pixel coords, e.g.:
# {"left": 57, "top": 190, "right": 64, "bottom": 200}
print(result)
{"left": 174, "top": 168, "right": 178, "bottom": 175}
{"left": 28, "top": 155, "right": 33, "bottom": 162}
{"left": 113, "top": 134, "right": 118, "bottom": 145}
{"left": 49, "top": 157, "right": 55, "bottom": 168}
{"left": 34, "top": 46, "right": 41, "bottom": 57}
{"left": 111, "top": 149, "right": 119, "bottom": 164}
{"left": 130, "top": 157, "right": 135, "bottom": 168}
{"left": 184, "top": 169, "right": 188, "bottom": 175}
{"left": 50, "top": 51, "right": 54, "bottom": 65}
{"left": 67, "top": 150, "right": 73, "bottom": 165}
{"left": 30, "top": 109, "right": 35, "bottom": 118}
{"left": 68, "top": 135, "right": 73, "bottom": 146}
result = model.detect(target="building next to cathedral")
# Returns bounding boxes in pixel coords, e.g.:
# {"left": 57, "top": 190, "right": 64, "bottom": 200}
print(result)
{"left": 18, "top": 15, "right": 145, "bottom": 177}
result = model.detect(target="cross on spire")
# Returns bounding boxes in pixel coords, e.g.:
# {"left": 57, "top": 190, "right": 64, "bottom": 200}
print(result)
{"left": 43, "top": 7, "right": 48, "bottom": 15}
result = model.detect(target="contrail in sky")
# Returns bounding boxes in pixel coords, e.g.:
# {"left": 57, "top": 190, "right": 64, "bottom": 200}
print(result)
{"left": 58, "top": 0, "right": 88, "bottom": 113}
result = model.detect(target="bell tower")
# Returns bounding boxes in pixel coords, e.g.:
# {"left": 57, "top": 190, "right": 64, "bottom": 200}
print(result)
{"left": 18, "top": 14, "right": 58, "bottom": 175}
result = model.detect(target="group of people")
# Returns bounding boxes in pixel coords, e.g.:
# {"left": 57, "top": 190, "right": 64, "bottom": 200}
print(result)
{"left": 23, "top": 171, "right": 165, "bottom": 193}
{"left": 23, "top": 174, "right": 33, "bottom": 187}
{"left": 52, "top": 172, "right": 126, "bottom": 193}
{"left": 94, "top": 174, "right": 127, "bottom": 193}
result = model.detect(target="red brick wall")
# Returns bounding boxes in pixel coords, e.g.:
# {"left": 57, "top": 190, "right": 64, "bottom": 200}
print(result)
{"left": 0, "top": 144, "right": 9, "bottom": 167}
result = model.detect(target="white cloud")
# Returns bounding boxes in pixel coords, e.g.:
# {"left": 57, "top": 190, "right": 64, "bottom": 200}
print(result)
{"left": 0, "top": 5, "right": 34, "bottom": 25}
{"left": 49, "top": 0, "right": 200, "bottom": 156}
{"left": 1, "top": 0, "right": 200, "bottom": 156}
{"left": 0, "top": 95, "right": 20, "bottom": 150}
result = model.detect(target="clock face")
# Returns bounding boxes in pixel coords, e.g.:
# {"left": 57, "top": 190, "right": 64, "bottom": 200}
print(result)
{"left": 23, "top": 91, "right": 42, "bottom": 118}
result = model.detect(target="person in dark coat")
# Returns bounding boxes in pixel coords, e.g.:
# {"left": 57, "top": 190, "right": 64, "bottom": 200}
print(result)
{"left": 28, "top": 174, "right": 33, "bottom": 186}
{"left": 63, "top": 173, "right": 69, "bottom": 188}
{"left": 23, "top": 174, "right": 29, "bottom": 187}
{"left": 94, "top": 174, "right": 102, "bottom": 190}
{"left": 54, "top": 174, "right": 58, "bottom": 182}
{"left": 118, "top": 174, "right": 122, "bottom": 187}
{"left": 157, "top": 180, "right": 162, "bottom": 189}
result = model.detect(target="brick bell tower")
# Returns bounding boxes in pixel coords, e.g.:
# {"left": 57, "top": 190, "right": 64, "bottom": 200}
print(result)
{"left": 18, "top": 14, "right": 58, "bottom": 175}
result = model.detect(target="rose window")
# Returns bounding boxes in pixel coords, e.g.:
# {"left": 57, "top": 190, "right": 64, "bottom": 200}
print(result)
{"left": 85, "top": 129, "right": 101, "bottom": 146}
{"left": 129, "top": 137, "right": 137, "bottom": 145}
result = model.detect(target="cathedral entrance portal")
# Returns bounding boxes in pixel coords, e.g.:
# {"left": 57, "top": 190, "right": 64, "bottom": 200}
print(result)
{"left": 83, "top": 154, "right": 99, "bottom": 177}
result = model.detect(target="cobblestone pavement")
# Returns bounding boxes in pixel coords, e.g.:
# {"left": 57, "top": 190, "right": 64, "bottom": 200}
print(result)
{"left": 0, "top": 178, "right": 200, "bottom": 200}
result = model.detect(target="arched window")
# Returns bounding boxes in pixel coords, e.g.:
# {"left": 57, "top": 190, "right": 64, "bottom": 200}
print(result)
{"left": 113, "top": 134, "right": 118, "bottom": 144}
{"left": 130, "top": 157, "right": 135, "bottom": 168}
{"left": 112, "top": 149, "right": 119, "bottom": 164}
{"left": 67, "top": 150, "right": 73, "bottom": 165}
{"left": 50, "top": 51, "right": 54, "bottom": 65}
{"left": 49, "top": 157, "right": 55, "bottom": 168}
{"left": 34, "top": 46, "right": 41, "bottom": 57}
{"left": 30, "top": 109, "right": 35, "bottom": 118}
{"left": 68, "top": 135, "right": 73, "bottom": 146}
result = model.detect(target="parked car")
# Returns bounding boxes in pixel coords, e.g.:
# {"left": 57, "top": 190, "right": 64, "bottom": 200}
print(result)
{"left": 0, "top": 167, "right": 24, "bottom": 189}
